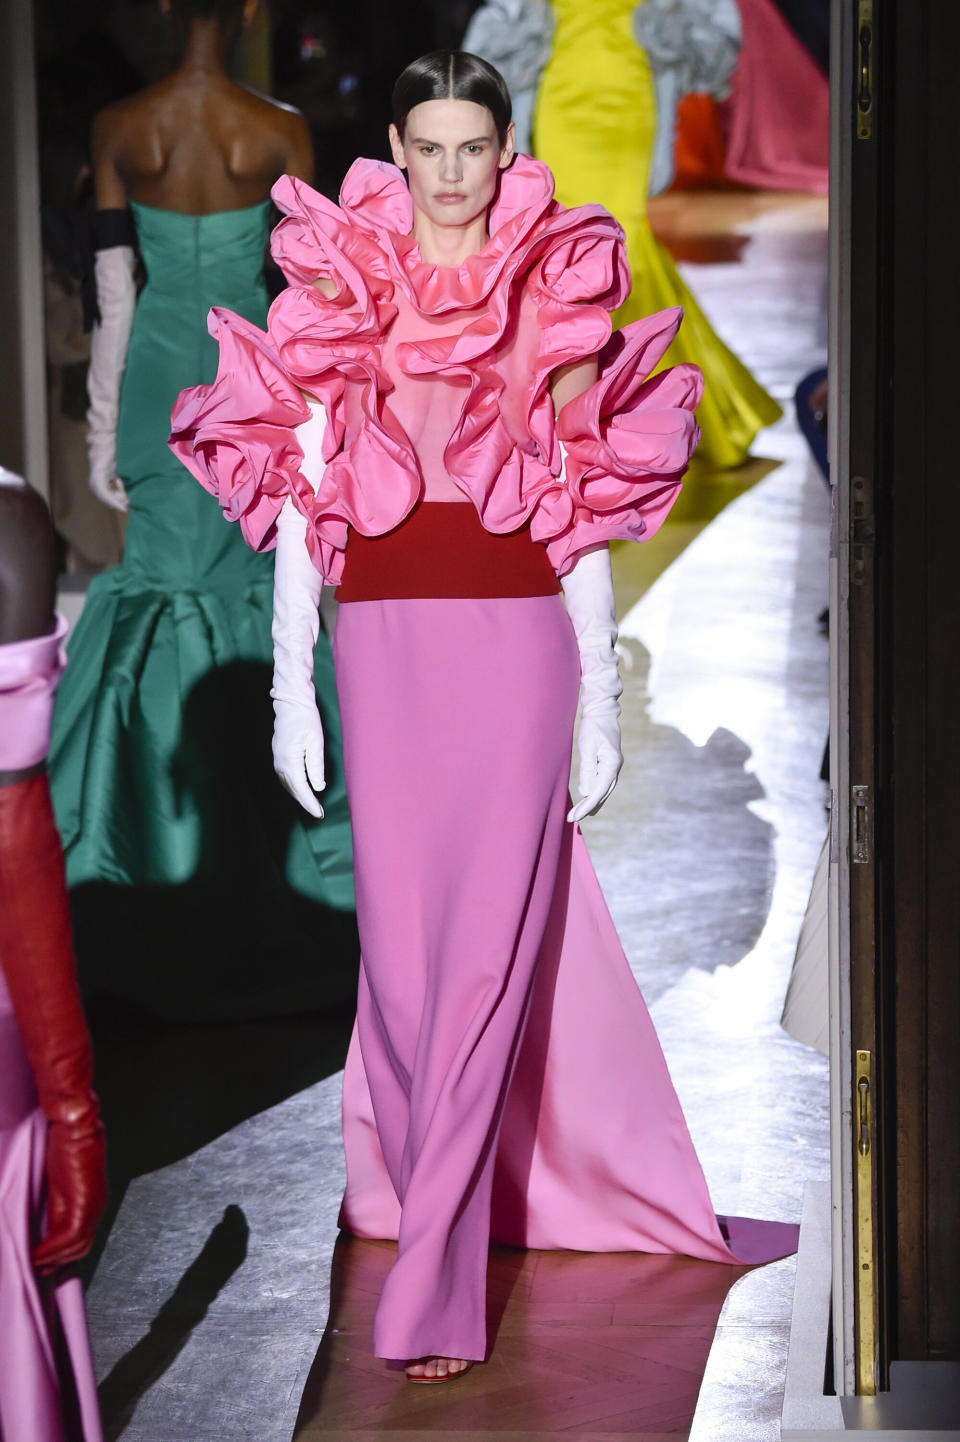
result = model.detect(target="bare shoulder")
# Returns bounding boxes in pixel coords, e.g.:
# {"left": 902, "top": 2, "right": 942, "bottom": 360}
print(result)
{"left": 91, "top": 90, "right": 163, "bottom": 204}
{"left": 92, "top": 74, "right": 190, "bottom": 156}
{"left": 238, "top": 84, "right": 308, "bottom": 132}
{"left": 92, "top": 87, "right": 157, "bottom": 151}
{"left": 0, "top": 481, "right": 56, "bottom": 644}
{"left": 236, "top": 86, "right": 314, "bottom": 180}
{"left": 91, "top": 97, "right": 128, "bottom": 163}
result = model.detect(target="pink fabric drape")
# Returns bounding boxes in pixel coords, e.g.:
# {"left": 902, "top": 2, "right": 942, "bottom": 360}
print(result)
{"left": 720, "top": 0, "right": 829, "bottom": 194}
{"left": 0, "top": 991, "right": 102, "bottom": 1442}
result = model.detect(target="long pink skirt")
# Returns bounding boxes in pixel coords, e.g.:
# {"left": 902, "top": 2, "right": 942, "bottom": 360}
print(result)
{"left": 0, "top": 976, "right": 103, "bottom": 1442}
{"left": 333, "top": 596, "right": 796, "bottom": 1363}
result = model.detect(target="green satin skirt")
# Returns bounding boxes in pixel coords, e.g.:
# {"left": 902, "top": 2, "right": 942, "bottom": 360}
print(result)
{"left": 49, "top": 202, "right": 356, "bottom": 1020}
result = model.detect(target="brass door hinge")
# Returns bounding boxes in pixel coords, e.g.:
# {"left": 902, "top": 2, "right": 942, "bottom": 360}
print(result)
{"left": 852, "top": 784, "right": 872, "bottom": 864}
{"left": 851, "top": 476, "right": 874, "bottom": 586}
{"left": 855, "top": 1048, "right": 877, "bottom": 1393}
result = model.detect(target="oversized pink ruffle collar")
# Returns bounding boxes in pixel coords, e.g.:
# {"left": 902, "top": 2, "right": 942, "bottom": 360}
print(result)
{"left": 335, "top": 151, "right": 556, "bottom": 248}
{"left": 270, "top": 154, "right": 624, "bottom": 318}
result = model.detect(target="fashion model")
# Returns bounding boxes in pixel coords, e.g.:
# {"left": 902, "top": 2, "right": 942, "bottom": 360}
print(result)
{"left": 0, "top": 472, "right": 106, "bottom": 1441}
{"left": 48, "top": 0, "right": 355, "bottom": 1020}
{"left": 171, "top": 50, "right": 797, "bottom": 1381}
{"left": 535, "top": 0, "right": 783, "bottom": 470}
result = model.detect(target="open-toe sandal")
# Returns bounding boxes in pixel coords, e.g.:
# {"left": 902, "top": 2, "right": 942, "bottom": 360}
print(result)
{"left": 405, "top": 1360, "right": 474, "bottom": 1385}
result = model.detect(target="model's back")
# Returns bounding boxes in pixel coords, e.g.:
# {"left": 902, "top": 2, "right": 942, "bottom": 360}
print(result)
{"left": 87, "top": 0, "right": 315, "bottom": 532}
{"left": 93, "top": 0, "right": 314, "bottom": 214}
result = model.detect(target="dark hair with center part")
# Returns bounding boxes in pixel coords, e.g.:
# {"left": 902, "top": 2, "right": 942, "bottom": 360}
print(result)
{"left": 392, "top": 50, "right": 512, "bottom": 145}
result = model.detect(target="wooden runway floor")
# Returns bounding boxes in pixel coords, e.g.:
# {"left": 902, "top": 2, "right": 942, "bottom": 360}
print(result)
{"left": 293, "top": 1237, "right": 751, "bottom": 1440}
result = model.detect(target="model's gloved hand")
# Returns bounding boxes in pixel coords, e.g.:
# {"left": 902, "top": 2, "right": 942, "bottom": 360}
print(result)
{"left": 87, "top": 244, "right": 136, "bottom": 512}
{"left": 35, "top": 1114, "right": 107, "bottom": 1275}
{"left": 271, "top": 399, "right": 327, "bottom": 818}
{"left": 0, "top": 775, "right": 108, "bottom": 1275}
{"left": 561, "top": 545, "right": 624, "bottom": 823}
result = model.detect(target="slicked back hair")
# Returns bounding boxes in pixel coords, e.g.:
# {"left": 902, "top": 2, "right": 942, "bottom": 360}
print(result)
{"left": 392, "top": 50, "right": 512, "bottom": 145}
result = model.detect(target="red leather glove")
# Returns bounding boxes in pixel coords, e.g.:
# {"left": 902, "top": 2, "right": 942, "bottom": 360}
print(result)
{"left": 0, "top": 774, "right": 107, "bottom": 1275}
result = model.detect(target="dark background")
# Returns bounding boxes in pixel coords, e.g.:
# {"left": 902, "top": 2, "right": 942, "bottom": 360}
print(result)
{"left": 35, "top": 0, "right": 481, "bottom": 206}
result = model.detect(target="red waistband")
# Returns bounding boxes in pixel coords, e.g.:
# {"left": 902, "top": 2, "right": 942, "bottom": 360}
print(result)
{"left": 335, "top": 502, "right": 561, "bottom": 601}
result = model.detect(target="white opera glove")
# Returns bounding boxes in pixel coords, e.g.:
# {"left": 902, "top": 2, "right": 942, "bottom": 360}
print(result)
{"left": 561, "top": 544, "right": 624, "bottom": 824}
{"left": 86, "top": 246, "right": 136, "bottom": 512}
{"left": 270, "top": 400, "right": 327, "bottom": 818}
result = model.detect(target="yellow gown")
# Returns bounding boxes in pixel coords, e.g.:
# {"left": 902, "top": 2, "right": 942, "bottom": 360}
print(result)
{"left": 534, "top": 0, "right": 782, "bottom": 470}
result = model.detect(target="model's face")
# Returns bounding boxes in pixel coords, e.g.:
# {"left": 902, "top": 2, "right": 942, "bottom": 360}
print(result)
{"left": 389, "top": 99, "right": 515, "bottom": 234}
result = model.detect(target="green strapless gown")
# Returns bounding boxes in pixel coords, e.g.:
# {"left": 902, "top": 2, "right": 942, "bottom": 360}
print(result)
{"left": 49, "top": 200, "right": 357, "bottom": 1020}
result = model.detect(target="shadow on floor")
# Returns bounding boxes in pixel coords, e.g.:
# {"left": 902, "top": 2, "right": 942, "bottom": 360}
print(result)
{"left": 293, "top": 1234, "right": 754, "bottom": 1439}
{"left": 67, "top": 655, "right": 358, "bottom": 1026}
{"left": 82, "top": 989, "right": 357, "bottom": 1286}
{"left": 67, "top": 657, "right": 361, "bottom": 1281}
{"left": 586, "top": 638, "right": 776, "bottom": 1006}
{"left": 84, "top": 977, "right": 358, "bottom": 1430}
{"left": 81, "top": 986, "right": 354, "bottom": 1303}
{"left": 97, "top": 1204, "right": 250, "bottom": 1441}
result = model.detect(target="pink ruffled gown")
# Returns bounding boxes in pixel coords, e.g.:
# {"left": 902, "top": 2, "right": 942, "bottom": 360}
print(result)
{"left": 0, "top": 620, "right": 103, "bottom": 1442}
{"left": 170, "top": 155, "right": 797, "bottom": 1364}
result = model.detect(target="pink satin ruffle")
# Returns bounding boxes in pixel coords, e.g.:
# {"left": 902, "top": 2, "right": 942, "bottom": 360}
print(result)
{"left": 169, "top": 154, "right": 703, "bottom": 580}
{"left": 0, "top": 618, "right": 68, "bottom": 773}
{"left": 169, "top": 308, "right": 311, "bottom": 553}
{"left": 549, "top": 309, "right": 703, "bottom": 573}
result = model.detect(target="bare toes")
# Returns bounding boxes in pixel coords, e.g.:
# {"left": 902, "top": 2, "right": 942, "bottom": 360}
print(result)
{"left": 405, "top": 1354, "right": 470, "bottom": 1381}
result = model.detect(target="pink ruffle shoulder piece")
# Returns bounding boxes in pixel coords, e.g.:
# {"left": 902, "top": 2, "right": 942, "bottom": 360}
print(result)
{"left": 169, "top": 172, "right": 422, "bottom": 583}
{"left": 169, "top": 307, "right": 311, "bottom": 553}
{"left": 270, "top": 171, "right": 397, "bottom": 329}
{"left": 265, "top": 279, "right": 420, "bottom": 567}
{"left": 545, "top": 309, "right": 704, "bottom": 574}
{"left": 464, "top": 196, "right": 634, "bottom": 539}
{"left": 0, "top": 617, "right": 68, "bottom": 772}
